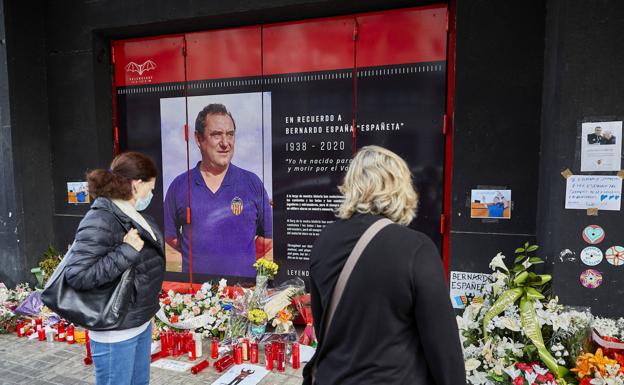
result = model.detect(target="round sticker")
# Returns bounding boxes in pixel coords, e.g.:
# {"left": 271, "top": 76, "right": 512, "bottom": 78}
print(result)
{"left": 580, "top": 246, "right": 603, "bottom": 266}
{"left": 580, "top": 269, "right": 603, "bottom": 289}
{"left": 582, "top": 225, "right": 605, "bottom": 244}
{"left": 605, "top": 246, "right": 624, "bottom": 266}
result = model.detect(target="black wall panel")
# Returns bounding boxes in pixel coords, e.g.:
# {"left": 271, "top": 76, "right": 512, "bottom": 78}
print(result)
{"left": 538, "top": 0, "right": 624, "bottom": 317}
{"left": 450, "top": 0, "right": 545, "bottom": 272}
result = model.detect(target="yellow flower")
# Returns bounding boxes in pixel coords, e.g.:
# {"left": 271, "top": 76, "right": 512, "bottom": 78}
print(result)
{"left": 248, "top": 308, "right": 268, "bottom": 325}
{"left": 253, "top": 258, "right": 279, "bottom": 277}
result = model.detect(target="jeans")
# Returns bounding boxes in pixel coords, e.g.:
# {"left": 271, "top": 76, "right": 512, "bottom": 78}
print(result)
{"left": 90, "top": 324, "right": 152, "bottom": 385}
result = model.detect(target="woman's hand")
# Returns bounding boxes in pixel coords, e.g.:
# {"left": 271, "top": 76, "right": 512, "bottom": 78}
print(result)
{"left": 123, "top": 228, "right": 144, "bottom": 252}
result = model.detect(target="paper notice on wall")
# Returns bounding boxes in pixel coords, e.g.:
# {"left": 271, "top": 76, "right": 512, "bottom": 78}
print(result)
{"left": 565, "top": 175, "right": 622, "bottom": 211}
{"left": 449, "top": 271, "right": 491, "bottom": 309}
{"left": 581, "top": 121, "right": 622, "bottom": 172}
{"left": 210, "top": 364, "right": 268, "bottom": 385}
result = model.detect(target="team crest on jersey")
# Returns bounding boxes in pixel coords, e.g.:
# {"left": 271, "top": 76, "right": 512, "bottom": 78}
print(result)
{"left": 231, "top": 197, "right": 244, "bottom": 216}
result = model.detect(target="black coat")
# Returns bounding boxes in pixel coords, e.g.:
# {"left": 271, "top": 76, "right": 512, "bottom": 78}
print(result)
{"left": 64, "top": 197, "right": 166, "bottom": 330}
{"left": 303, "top": 214, "right": 466, "bottom": 385}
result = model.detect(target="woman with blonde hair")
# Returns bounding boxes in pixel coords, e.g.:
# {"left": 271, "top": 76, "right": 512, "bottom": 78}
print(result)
{"left": 302, "top": 145, "right": 465, "bottom": 385}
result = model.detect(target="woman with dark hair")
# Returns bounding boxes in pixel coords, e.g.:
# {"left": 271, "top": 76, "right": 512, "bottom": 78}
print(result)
{"left": 64, "top": 152, "right": 165, "bottom": 385}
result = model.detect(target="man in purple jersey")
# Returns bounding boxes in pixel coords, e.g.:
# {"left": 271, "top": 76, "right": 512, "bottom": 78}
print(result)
{"left": 164, "top": 103, "right": 273, "bottom": 277}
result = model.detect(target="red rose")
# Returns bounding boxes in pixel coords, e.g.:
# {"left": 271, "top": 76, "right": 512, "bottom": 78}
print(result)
{"left": 580, "top": 378, "right": 592, "bottom": 385}
{"left": 513, "top": 376, "right": 524, "bottom": 385}
{"left": 545, "top": 373, "right": 554, "bottom": 381}
{"left": 170, "top": 314, "right": 179, "bottom": 323}
{"left": 536, "top": 374, "right": 547, "bottom": 383}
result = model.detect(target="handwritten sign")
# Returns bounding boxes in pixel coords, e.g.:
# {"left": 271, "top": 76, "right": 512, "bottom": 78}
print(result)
{"left": 565, "top": 175, "right": 622, "bottom": 211}
{"left": 449, "top": 271, "right": 490, "bottom": 309}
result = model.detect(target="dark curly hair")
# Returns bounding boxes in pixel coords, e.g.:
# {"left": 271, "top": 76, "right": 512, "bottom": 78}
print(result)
{"left": 86, "top": 152, "right": 158, "bottom": 200}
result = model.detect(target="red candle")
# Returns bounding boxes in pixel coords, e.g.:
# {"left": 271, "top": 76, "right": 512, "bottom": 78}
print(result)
{"left": 84, "top": 330, "right": 93, "bottom": 365}
{"left": 211, "top": 337, "right": 219, "bottom": 359}
{"left": 214, "top": 354, "right": 234, "bottom": 373}
{"left": 159, "top": 332, "right": 168, "bottom": 354}
{"left": 188, "top": 339, "right": 196, "bottom": 361}
{"left": 166, "top": 331, "right": 174, "bottom": 354}
{"left": 250, "top": 341, "right": 259, "bottom": 364}
{"left": 57, "top": 321, "right": 66, "bottom": 342}
{"left": 277, "top": 350, "right": 285, "bottom": 372}
{"left": 36, "top": 318, "right": 43, "bottom": 332}
{"left": 265, "top": 345, "right": 273, "bottom": 371}
{"left": 16, "top": 320, "right": 24, "bottom": 337}
{"left": 272, "top": 341, "right": 279, "bottom": 358}
{"left": 37, "top": 328, "right": 46, "bottom": 341}
{"left": 190, "top": 359, "right": 210, "bottom": 374}
{"left": 66, "top": 324, "right": 75, "bottom": 344}
{"left": 234, "top": 344, "right": 243, "bottom": 364}
{"left": 183, "top": 332, "right": 191, "bottom": 354}
{"left": 291, "top": 342, "right": 300, "bottom": 369}
{"left": 172, "top": 333, "right": 180, "bottom": 356}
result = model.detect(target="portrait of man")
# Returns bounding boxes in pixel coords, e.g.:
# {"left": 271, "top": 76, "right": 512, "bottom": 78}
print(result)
{"left": 164, "top": 103, "right": 273, "bottom": 278}
{"left": 587, "top": 126, "right": 602, "bottom": 144}
{"left": 600, "top": 130, "right": 617, "bottom": 145}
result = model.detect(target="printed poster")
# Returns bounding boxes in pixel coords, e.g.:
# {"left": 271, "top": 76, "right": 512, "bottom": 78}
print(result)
{"left": 581, "top": 121, "right": 622, "bottom": 172}
{"left": 113, "top": 6, "right": 448, "bottom": 285}
{"left": 470, "top": 189, "right": 512, "bottom": 219}
{"left": 67, "top": 182, "right": 90, "bottom": 204}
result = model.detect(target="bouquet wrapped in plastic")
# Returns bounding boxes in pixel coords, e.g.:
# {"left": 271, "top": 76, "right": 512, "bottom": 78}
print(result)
{"left": 293, "top": 293, "right": 316, "bottom": 346}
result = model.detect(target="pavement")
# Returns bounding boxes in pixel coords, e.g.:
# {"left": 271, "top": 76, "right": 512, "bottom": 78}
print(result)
{"left": 0, "top": 333, "right": 303, "bottom": 385}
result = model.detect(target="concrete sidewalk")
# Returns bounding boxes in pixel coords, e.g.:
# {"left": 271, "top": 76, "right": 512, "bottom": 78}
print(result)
{"left": 0, "top": 334, "right": 303, "bottom": 385}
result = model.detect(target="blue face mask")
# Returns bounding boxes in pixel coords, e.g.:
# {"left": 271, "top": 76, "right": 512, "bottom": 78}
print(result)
{"left": 135, "top": 191, "right": 153, "bottom": 211}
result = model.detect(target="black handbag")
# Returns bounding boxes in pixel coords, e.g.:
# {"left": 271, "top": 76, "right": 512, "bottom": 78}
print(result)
{"left": 41, "top": 217, "right": 137, "bottom": 330}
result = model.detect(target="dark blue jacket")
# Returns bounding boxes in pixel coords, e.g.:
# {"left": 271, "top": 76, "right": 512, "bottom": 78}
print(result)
{"left": 64, "top": 197, "right": 165, "bottom": 330}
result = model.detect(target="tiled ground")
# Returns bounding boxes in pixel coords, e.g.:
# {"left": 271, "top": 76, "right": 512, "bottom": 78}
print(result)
{"left": 0, "top": 334, "right": 303, "bottom": 385}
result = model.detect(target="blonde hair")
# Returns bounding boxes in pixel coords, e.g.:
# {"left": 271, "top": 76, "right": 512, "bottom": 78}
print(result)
{"left": 337, "top": 145, "right": 418, "bottom": 225}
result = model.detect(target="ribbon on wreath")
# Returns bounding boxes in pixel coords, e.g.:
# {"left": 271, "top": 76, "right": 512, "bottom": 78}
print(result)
{"left": 482, "top": 272, "right": 569, "bottom": 381}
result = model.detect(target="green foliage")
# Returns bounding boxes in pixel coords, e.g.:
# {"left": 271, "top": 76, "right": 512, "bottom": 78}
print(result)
{"left": 38, "top": 243, "right": 63, "bottom": 285}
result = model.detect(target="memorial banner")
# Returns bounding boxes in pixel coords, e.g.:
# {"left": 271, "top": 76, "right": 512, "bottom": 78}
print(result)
{"left": 113, "top": 6, "right": 448, "bottom": 285}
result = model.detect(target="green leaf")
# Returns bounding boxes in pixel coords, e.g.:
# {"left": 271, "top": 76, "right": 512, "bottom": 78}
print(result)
{"left": 529, "top": 257, "right": 544, "bottom": 264}
{"left": 527, "top": 245, "right": 539, "bottom": 252}
{"left": 524, "top": 241, "right": 529, "bottom": 248}
{"left": 513, "top": 271, "right": 529, "bottom": 285}
{"left": 514, "top": 255, "right": 527, "bottom": 263}
{"left": 515, "top": 247, "right": 525, "bottom": 254}
{"left": 512, "top": 265, "right": 526, "bottom": 273}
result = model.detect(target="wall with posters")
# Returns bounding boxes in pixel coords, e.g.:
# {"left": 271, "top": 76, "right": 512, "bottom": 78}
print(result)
{"left": 113, "top": 7, "right": 448, "bottom": 284}
{"left": 0, "top": 0, "right": 560, "bottom": 298}
{"left": 447, "top": 0, "right": 546, "bottom": 302}
{"left": 538, "top": 0, "right": 624, "bottom": 317}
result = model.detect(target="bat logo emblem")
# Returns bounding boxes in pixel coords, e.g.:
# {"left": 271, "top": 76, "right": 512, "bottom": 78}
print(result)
{"left": 125, "top": 60, "right": 157, "bottom": 75}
